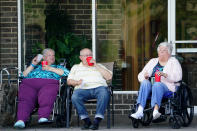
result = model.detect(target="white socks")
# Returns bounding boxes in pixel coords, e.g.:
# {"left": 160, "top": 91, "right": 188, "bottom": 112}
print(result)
{"left": 137, "top": 105, "right": 144, "bottom": 113}
{"left": 130, "top": 105, "right": 144, "bottom": 119}
{"left": 153, "top": 110, "right": 161, "bottom": 120}
{"left": 131, "top": 104, "right": 161, "bottom": 120}
{"left": 131, "top": 106, "right": 161, "bottom": 120}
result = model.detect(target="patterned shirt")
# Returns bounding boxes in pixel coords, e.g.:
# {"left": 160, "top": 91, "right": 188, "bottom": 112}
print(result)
{"left": 151, "top": 62, "right": 164, "bottom": 77}
{"left": 22, "top": 65, "right": 69, "bottom": 80}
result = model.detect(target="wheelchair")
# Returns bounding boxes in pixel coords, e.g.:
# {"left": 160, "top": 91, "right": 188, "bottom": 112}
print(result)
{"left": 15, "top": 72, "right": 70, "bottom": 127}
{"left": 0, "top": 67, "right": 19, "bottom": 126}
{"left": 129, "top": 80, "right": 194, "bottom": 129}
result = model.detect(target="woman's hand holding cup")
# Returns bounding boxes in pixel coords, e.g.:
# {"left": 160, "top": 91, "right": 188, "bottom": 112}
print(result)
{"left": 144, "top": 72, "right": 149, "bottom": 79}
{"left": 36, "top": 54, "right": 43, "bottom": 63}
{"left": 32, "top": 54, "right": 43, "bottom": 65}
{"left": 155, "top": 71, "right": 161, "bottom": 82}
{"left": 32, "top": 56, "right": 38, "bottom": 65}
{"left": 41, "top": 61, "right": 48, "bottom": 70}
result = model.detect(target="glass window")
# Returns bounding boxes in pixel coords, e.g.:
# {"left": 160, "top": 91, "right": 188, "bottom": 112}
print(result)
{"left": 176, "top": 0, "right": 197, "bottom": 41}
{"left": 176, "top": 0, "right": 197, "bottom": 93}
{"left": 22, "top": 1, "right": 92, "bottom": 69}
{"left": 96, "top": 0, "right": 167, "bottom": 90}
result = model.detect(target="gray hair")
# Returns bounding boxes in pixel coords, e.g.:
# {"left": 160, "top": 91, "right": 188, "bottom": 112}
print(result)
{"left": 42, "top": 48, "right": 55, "bottom": 56}
{"left": 80, "top": 48, "right": 92, "bottom": 55}
{"left": 157, "top": 42, "right": 173, "bottom": 55}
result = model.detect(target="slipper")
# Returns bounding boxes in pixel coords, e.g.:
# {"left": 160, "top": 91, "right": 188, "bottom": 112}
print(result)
{"left": 14, "top": 120, "right": 25, "bottom": 129}
{"left": 38, "top": 118, "right": 48, "bottom": 123}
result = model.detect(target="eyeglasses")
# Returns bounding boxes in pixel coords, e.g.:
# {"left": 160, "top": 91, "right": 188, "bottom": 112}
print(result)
{"left": 159, "top": 49, "right": 168, "bottom": 52}
{"left": 80, "top": 54, "right": 93, "bottom": 57}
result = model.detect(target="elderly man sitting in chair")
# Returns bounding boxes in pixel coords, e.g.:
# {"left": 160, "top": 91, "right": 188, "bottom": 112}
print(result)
{"left": 67, "top": 48, "right": 112, "bottom": 130}
{"left": 14, "top": 48, "right": 69, "bottom": 128}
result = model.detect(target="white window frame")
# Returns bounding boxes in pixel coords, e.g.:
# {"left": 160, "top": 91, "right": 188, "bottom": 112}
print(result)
{"left": 168, "top": 0, "right": 197, "bottom": 55}
{"left": 17, "top": 0, "right": 22, "bottom": 73}
{"left": 92, "top": 0, "right": 96, "bottom": 59}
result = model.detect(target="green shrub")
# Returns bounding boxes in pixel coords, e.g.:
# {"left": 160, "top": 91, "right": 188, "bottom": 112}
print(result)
{"left": 48, "top": 33, "right": 91, "bottom": 68}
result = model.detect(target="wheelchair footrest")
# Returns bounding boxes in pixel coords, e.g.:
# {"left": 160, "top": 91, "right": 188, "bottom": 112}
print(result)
{"left": 38, "top": 120, "right": 54, "bottom": 125}
{"left": 152, "top": 115, "right": 167, "bottom": 123}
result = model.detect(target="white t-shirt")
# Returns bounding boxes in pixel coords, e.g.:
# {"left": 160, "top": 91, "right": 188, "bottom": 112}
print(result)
{"left": 67, "top": 62, "right": 112, "bottom": 89}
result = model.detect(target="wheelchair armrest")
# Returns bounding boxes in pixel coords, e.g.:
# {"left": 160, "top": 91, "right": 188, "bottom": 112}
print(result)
{"left": 174, "top": 80, "right": 182, "bottom": 84}
{"left": 18, "top": 76, "right": 23, "bottom": 80}
{"left": 60, "top": 76, "right": 68, "bottom": 83}
{"left": 108, "top": 84, "right": 114, "bottom": 90}
{"left": 108, "top": 84, "right": 114, "bottom": 97}
{"left": 66, "top": 85, "right": 74, "bottom": 95}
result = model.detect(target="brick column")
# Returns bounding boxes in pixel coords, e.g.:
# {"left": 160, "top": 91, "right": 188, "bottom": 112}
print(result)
{"left": 0, "top": 0, "right": 18, "bottom": 68}
{"left": 0, "top": 0, "right": 18, "bottom": 125}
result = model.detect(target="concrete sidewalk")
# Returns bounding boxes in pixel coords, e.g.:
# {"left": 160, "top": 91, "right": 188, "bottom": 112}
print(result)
{"left": 1, "top": 115, "right": 197, "bottom": 131}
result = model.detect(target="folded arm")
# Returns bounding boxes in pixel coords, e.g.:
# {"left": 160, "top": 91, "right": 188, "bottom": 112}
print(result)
{"left": 67, "top": 79, "right": 82, "bottom": 86}
{"left": 95, "top": 64, "right": 112, "bottom": 81}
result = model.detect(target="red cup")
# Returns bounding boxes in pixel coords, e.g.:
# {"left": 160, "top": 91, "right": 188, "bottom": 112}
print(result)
{"left": 155, "top": 72, "right": 161, "bottom": 82}
{"left": 86, "top": 56, "right": 94, "bottom": 66}
{"left": 41, "top": 61, "right": 48, "bottom": 66}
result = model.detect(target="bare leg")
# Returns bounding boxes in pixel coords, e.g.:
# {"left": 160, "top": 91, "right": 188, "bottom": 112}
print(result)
{"left": 154, "top": 104, "right": 159, "bottom": 111}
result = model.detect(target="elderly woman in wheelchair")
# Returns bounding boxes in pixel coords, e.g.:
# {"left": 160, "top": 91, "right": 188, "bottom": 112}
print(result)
{"left": 14, "top": 48, "right": 69, "bottom": 129}
{"left": 130, "top": 42, "right": 183, "bottom": 124}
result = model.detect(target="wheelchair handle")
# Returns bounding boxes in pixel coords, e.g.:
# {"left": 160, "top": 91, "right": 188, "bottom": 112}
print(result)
{"left": 0, "top": 67, "right": 18, "bottom": 91}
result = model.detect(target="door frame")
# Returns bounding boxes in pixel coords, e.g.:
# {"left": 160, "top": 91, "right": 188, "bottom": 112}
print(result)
{"left": 168, "top": 0, "right": 197, "bottom": 55}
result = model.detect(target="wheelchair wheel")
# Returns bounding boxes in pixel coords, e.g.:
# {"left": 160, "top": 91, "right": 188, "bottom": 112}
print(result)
{"left": 55, "top": 87, "right": 68, "bottom": 127}
{"left": 181, "top": 97, "right": 194, "bottom": 127}
{"left": 55, "top": 97, "right": 65, "bottom": 127}
{"left": 129, "top": 108, "right": 139, "bottom": 128}
{"left": 141, "top": 110, "right": 152, "bottom": 126}
{"left": 56, "top": 86, "right": 72, "bottom": 127}
{"left": 132, "top": 118, "right": 139, "bottom": 128}
{"left": 169, "top": 116, "right": 182, "bottom": 129}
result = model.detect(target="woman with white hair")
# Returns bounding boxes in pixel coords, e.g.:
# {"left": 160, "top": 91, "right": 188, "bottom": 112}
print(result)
{"left": 130, "top": 42, "right": 182, "bottom": 120}
{"left": 14, "top": 48, "right": 69, "bottom": 128}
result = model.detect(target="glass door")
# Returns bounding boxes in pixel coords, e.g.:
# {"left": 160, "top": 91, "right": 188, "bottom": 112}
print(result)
{"left": 175, "top": 0, "right": 197, "bottom": 103}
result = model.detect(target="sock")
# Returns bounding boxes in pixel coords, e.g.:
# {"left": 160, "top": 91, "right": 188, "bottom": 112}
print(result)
{"left": 83, "top": 117, "right": 91, "bottom": 125}
{"left": 153, "top": 109, "right": 159, "bottom": 116}
{"left": 136, "top": 105, "right": 144, "bottom": 114}
{"left": 93, "top": 117, "right": 102, "bottom": 125}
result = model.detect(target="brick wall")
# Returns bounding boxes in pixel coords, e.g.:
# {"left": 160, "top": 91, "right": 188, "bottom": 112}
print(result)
{"left": 0, "top": 0, "right": 18, "bottom": 125}
{"left": 0, "top": 0, "right": 18, "bottom": 68}
{"left": 71, "top": 93, "right": 137, "bottom": 117}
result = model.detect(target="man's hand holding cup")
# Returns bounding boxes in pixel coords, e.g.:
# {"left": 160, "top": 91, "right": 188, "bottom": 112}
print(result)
{"left": 86, "top": 56, "right": 95, "bottom": 66}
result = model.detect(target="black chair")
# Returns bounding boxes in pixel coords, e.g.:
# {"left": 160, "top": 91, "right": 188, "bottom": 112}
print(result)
{"left": 66, "top": 62, "right": 116, "bottom": 128}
